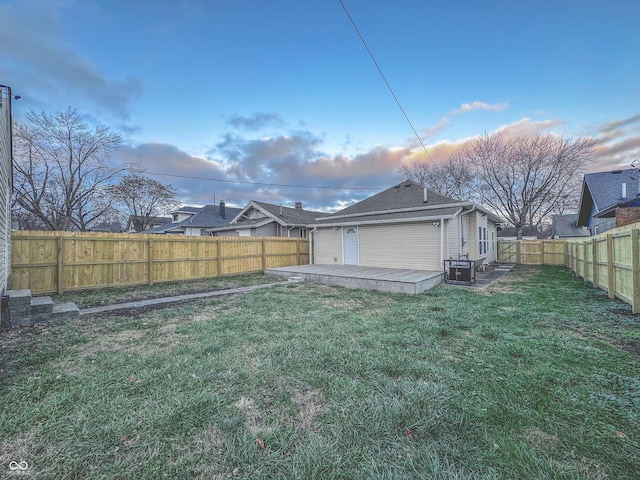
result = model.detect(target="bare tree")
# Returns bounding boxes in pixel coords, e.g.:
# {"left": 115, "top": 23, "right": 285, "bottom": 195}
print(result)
{"left": 460, "top": 132, "right": 595, "bottom": 239}
{"left": 399, "top": 155, "right": 475, "bottom": 200}
{"left": 106, "top": 174, "right": 179, "bottom": 231}
{"left": 12, "top": 108, "right": 124, "bottom": 231}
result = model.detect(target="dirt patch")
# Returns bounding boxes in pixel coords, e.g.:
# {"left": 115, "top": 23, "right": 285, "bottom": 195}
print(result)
{"left": 0, "top": 428, "right": 39, "bottom": 473}
{"left": 234, "top": 397, "right": 273, "bottom": 437}
{"left": 517, "top": 426, "right": 560, "bottom": 454}
{"left": 291, "top": 389, "right": 327, "bottom": 431}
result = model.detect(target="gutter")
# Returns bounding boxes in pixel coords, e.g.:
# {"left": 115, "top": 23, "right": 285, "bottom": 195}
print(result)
{"left": 308, "top": 227, "right": 317, "bottom": 264}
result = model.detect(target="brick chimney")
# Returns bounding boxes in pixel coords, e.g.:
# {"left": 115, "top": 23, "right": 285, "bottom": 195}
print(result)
{"left": 219, "top": 201, "right": 226, "bottom": 219}
{"left": 295, "top": 202, "right": 302, "bottom": 209}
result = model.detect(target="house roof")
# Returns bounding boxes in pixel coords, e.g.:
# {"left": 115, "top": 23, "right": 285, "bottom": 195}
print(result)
{"left": 209, "top": 201, "right": 325, "bottom": 232}
{"left": 577, "top": 168, "right": 639, "bottom": 226}
{"left": 146, "top": 204, "right": 241, "bottom": 233}
{"left": 313, "top": 180, "right": 503, "bottom": 225}
{"left": 88, "top": 222, "right": 126, "bottom": 233}
{"left": 551, "top": 214, "right": 590, "bottom": 238}
{"left": 594, "top": 195, "right": 640, "bottom": 218}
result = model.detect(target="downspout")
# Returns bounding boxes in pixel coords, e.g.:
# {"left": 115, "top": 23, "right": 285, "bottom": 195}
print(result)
{"left": 308, "top": 227, "right": 317, "bottom": 264}
{"left": 460, "top": 206, "right": 476, "bottom": 259}
{"left": 287, "top": 225, "right": 296, "bottom": 238}
{"left": 440, "top": 218, "right": 445, "bottom": 267}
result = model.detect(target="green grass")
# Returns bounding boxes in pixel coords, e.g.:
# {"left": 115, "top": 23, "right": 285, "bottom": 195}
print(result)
{"left": 52, "top": 272, "right": 276, "bottom": 308}
{"left": 1, "top": 266, "right": 639, "bottom": 479}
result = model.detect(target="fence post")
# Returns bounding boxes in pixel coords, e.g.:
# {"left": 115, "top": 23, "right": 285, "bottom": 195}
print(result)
{"left": 591, "top": 237, "right": 598, "bottom": 288}
{"left": 148, "top": 238, "right": 154, "bottom": 286}
{"left": 216, "top": 239, "right": 222, "bottom": 277}
{"left": 516, "top": 241, "right": 521, "bottom": 264}
{"left": 606, "top": 234, "right": 614, "bottom": 299}
{"left": 582, "top": 241, "right": 588, "bottom": 281}
{"left": 632, "top": 229, "right": 640, "bottom": 314}
{"left": 57, "top": 233, "right": 64, "bottom": 294}
{"left": 261, "top": 239, "right": 266, "bottom": 270}
{"left": 296, "top": 239, "right": 301, "bottom": 265}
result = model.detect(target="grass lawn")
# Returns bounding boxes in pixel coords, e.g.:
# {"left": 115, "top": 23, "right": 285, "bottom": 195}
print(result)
{"left": 1, "top": 266, "right": 639, "bottom": 479}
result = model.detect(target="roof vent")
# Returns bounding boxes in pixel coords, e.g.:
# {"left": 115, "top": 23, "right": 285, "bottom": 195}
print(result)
{"left": 622, "top": 182, "right": 627, "bottom": 199}
{"left": 423, "top": 187, "right": 428, "bottom": 203}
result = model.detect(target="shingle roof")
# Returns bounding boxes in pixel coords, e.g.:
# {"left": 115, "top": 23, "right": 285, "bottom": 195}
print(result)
{"left": 252, "top": 201, "right": 325, "bottom": 225}
{"left": 146, "top": 204, "right": 242, "bottom": 233}
{"left": 578, "top": 168, "right": 640, "bottom": 225}
{"left": 313, "top": 180, "right": 503, "bottom": 225}
{"left": 551, "top": 214, "right": 590, "bottom": 238}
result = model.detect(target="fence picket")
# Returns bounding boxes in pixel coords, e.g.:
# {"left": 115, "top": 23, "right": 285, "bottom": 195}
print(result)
{"left": 9, "top": 231, "right": 309, "bottom": 294}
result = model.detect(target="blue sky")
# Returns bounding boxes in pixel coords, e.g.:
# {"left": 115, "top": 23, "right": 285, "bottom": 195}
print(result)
{"left": 1, "top": 0, "right": 639, "bottom": 211}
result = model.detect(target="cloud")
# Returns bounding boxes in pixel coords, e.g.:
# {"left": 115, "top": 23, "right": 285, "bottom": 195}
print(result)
{"left": 451, "top": 101, "right": 509, "bottom": 115}
{"left": 591, "top": 113, "right": 640, "bottom": 171}
{"left": 114, "top": 113, "right": 640, "bottom": 212}
{"left": 422, "top": 100, "right": 508, "bottom": 140}
{"left": 226, "top": 113, "right": 284, "bottom": 131}
{"left": 599, "top": 114, "right": 640, "bottom": 133}
{"left": 0, "top": 1, "right": 141, "bottom": 120}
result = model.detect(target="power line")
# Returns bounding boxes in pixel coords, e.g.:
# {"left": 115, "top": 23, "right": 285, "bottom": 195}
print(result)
{"left": 338, "top": 0, "right": 434, "bottom": 164}
{"left": 86, "top": 162, "right": 384, "bottom": 191}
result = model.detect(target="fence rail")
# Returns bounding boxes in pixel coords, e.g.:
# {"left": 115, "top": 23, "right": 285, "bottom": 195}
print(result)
{"left": 9, "top": 231, "right": 309, "bottom": 294}
{"left": 497, "top": 222, "right": 640, "bottom": 313}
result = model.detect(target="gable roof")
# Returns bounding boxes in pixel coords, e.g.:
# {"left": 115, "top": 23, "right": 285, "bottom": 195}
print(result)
{"left": 146, "top": 204, "right": 242, "bottom": 233}
{"left": 577, "top": 168, "right": 639, "bottom": 226}
{"left": 551, "top": 214, "right": 590, "bottom": 238}
{"left": 88, "top": 222, "right": 126, "bottom": 233}
{"left": 209, "top": 201, "right": 326, "bottom": 232}
{"left": 313, "top": 180, "right": 503, "bottom": 226}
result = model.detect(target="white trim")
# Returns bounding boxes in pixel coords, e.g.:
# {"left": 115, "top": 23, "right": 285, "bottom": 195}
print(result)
{"left": 311, "top": 212, "right": 459, "bottom": 228}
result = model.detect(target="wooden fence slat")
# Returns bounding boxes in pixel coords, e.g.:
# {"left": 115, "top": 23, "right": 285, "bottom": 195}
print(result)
{"left": 10, "top": 231, "right": 309, "bottom": 294}
{"left": 496, "top": 222, "right": 640, "bottom": 312}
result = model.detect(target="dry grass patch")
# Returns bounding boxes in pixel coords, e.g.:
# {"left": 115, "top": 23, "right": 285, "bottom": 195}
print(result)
{"left": 291, "top": 388, "right": 327, "bottom": 431}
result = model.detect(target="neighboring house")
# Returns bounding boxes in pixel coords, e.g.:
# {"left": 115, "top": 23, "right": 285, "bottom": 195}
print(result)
{"left": 87, "top": 223, "right": 126, "bottom": 233}
{"left": 310, "top": 180, "right": 503, "bottom": 271}
{"left": 592, "top": 196, "right": 640, "bottom": 229}
{"left": 126, "top": 215, "right": 172, "bottom": 233}
{"left": 577, "top": 168, "right": 640, "bottom": 235}
{"left": 497, "top": 225, "right": 541, "bottom": 240}
{"left": 146, "top": 201, "right": 241, "bottom": 236}
{"left": 0, "top": 85, "right": 14, "bottom": 324}
{"left": 550, "top": 214, "right": 590, "bottom": 240}
{"left": 209, "top": 201, "right": 324, "bottom": 238}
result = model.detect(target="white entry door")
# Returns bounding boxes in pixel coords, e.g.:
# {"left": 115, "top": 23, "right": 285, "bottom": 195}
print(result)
{"left": 343, "top": 226, "right": 359, "bottom": 265}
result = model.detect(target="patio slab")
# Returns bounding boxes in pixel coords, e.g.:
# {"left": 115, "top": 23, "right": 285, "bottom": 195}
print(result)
{"left": 265, "top": 264, "right": 444, "bottom": 294}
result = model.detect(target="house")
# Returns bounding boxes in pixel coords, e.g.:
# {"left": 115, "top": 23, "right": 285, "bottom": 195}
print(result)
{"left": 310, "top": 180, "right": 503, "bottom": 271}
{"left": 87, "top": 222, "right": 126, "bottom": 233}
{"left": 209, "top": 201, "right": 325, "bottom": 238}
{"left": 0, "top": 85, "right": 14, "bottom": 325}
{"left": 577, "top": 168, "right": 640, "bottom": 235}
{"left": 126, "top": 215, "right": 172, "bottom": 233}
{"left": 145, "top": 201, "right": 241, "bottom": 236}
{"left": 550, "top": 214, "right": 590, "bottom": 240}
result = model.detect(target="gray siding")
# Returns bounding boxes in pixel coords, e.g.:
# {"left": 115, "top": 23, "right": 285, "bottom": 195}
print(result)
{"left": 358, "top": 223, "right": 441, "bottom": 270}
{"left": 0, "top": 88, "right": 11, "bottom": 296}
{"left": 313, "top": 227, "right": 343, "bottom": 265}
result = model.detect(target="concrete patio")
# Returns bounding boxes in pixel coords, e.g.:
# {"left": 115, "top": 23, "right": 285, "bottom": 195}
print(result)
{"left": 264, "top": 264, "right": 444, "bottom": 294}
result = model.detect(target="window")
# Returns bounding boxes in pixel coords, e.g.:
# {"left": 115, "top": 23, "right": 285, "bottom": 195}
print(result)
{"left": 491, "top": 230, "right": 495, "bottom": 251}
{"left": 479, "top": 226, "right": 487, "bottom": 255}
{"left": 299, "top": 228, "right": 308, "bottom": 238}
{"left": 172, "top": 213, "right": 179, "bottom": 222}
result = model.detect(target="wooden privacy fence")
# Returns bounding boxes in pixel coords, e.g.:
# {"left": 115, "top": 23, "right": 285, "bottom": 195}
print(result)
{"left": 9, "top": 231, "right": 309, "bottom": 294}
{"left": 497, "top": 222, "right": 640, "bottom": 313}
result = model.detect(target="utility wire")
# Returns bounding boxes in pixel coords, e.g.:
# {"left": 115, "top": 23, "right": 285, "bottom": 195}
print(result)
{"left": 84, "top": 162, "right": 383, "bottom": 191}
{"left": 338, "top": 0, "right": 434, "bottom": 164}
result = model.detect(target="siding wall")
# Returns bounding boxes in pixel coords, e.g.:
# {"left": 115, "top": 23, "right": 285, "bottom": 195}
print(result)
{"left": 358, "top": 223, "right": 441, "bottom": 270}
{"left": 314, "top": 227, "right": 343, "bottom": 265}
{"left": 0, "top": 88, "right": 11, "bottom": 297}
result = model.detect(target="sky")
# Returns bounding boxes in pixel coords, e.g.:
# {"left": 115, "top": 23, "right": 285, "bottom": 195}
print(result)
{"left": 1, "top": 0, "right": 639, "bottom": 212}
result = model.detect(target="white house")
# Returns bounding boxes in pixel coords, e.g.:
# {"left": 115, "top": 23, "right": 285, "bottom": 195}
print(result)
{"left": 310, "top": 181, "right": 503, "bottom": 271}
